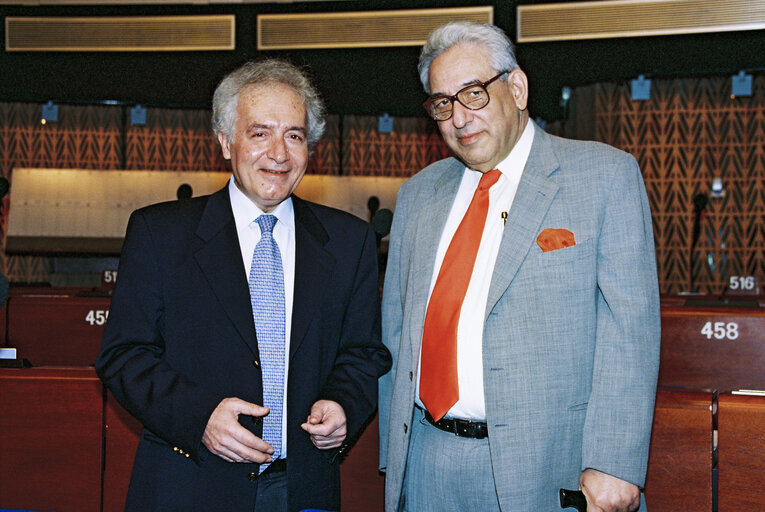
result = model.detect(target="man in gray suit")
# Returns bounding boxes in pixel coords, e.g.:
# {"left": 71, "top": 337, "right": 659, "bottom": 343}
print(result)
{"left": 379, "top": 22, "right": 660, "bottom": 512}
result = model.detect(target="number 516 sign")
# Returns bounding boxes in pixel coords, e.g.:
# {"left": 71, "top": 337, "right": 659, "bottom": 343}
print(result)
{"left": 728, "top": 275, "right": 759, "bottom": 295}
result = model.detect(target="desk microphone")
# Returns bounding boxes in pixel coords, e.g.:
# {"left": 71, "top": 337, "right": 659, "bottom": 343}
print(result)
{"left": 372, "top": 208, "right": 393, "bottom": 238}
{"left": 0, "top": 177, "right": 9, "bottom": 199}
{"left": 689, "top": 193, "right": 708, "bottom": 292}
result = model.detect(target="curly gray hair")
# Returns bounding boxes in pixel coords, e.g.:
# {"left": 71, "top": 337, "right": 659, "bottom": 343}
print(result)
{"left": 418, "top": 22, "right": 519, "bottom": 94}
{"left": 212, "top": 59, "right": 326, "bottom": 148}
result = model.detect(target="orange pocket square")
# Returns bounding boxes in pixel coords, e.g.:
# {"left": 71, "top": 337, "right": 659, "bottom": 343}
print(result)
{"left": 537, "top": 228, "right": 576, "bottom": 252}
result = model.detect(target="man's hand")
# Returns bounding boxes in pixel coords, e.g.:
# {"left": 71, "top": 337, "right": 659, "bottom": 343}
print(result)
{"left": 202, "top": 397, "right": 274, "bottom": 463}
{"left": 579, "top": 468, "right": 640, "bottom": 512}
{"left": 301, "top": 399, "right": 347, "bottom": 450}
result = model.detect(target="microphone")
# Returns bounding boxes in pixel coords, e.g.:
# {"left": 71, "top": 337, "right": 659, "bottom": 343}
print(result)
{"left": 689, "top": 193, "right": 708, "bottom": 293}
{"left": 0, "top": 177, "right": 9, "bottom": 199}
{"left": 367, "top": 195, "right": 380, "bottom": 221}
{"left": 371, "top": 208, "right": 393, "bottom": 238}
{"left": 177, "top": 183, "right": 193, "bottom": 199}
{"left": 559, "top": 489, "right": 587, "bottom": 511}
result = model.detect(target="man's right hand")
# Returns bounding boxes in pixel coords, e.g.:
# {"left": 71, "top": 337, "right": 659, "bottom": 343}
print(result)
{"left": 202, "top": 397, "right": 274, "bottom": 463}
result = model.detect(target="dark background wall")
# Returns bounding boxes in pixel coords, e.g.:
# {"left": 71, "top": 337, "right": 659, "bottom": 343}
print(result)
{"left": 2, "top": 0, "right": 764, "bottom": 123}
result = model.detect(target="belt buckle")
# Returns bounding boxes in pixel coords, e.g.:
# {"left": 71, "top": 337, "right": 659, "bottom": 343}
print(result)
{"left": 459, "top": 420, "right": 474, "bottom": 438}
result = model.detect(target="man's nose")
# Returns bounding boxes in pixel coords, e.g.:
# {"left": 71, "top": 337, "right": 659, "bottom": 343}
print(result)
{"left": 267, "top": 137, "right": 288, "bottom": 163}
{"left": 450, "top": 100, "right": 471, "bottom": 129}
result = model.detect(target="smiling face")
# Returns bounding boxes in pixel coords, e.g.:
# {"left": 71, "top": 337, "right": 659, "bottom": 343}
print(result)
{"left": 218, "top": 82, "right": 309, "bottom": 212}
{"left": 428, "top": 43, "right": 529, "bottom": 173}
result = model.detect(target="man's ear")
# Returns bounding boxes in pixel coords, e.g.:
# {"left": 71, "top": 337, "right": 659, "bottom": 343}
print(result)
{"left": 508, "top": 69, "right": 529, "bottom": 111}
{"left": 217, "top": 132, "right": 231, "bottom": 160}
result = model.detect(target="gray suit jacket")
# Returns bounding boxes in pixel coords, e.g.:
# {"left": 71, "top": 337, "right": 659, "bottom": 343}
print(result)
{"left": 379, "top": 123, "right": 660, "bottom": 511}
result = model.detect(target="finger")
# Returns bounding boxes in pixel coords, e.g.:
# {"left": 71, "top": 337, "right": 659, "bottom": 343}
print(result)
{"left": 301, "top": 421, "right": 334, "bottom": 436}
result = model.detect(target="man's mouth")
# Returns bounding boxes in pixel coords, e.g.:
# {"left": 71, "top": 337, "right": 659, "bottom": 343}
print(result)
{"left": 457, "top": 132, "right": 481, "bottom": 145}
{"left": 261, "top": 169, "right": 290, "bottom": 175}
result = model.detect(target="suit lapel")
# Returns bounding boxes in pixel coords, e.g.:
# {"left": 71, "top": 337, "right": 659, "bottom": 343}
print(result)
{"left": 485, "top": 127, "right": 561, "bottom": 319}
{"left": 193, "top": 187, "right": 259, "bottom": 355}
{"left": 408, "top": 160, "right": 465, "bottom": 363}
{"left": 290, "top": 196, "right": 335, "bottom": 360}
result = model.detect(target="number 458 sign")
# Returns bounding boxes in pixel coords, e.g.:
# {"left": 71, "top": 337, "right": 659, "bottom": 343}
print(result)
{"left": 729, "top": 275, "right": 759, "bottom": 295}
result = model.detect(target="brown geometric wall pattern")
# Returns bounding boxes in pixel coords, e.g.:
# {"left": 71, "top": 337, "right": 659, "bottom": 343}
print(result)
{"left": 593, "top": 75, "right": 765, "bottom": 295}
{"left": 0, "top": 102, "right": 123, "bottom": 283}
{"left": 125, "top": 107, "right": 228, "bottom": 172}
{"left": 2, "top": 77, "right": 763, "bottom": 294}
{"left": 343, "top": 115, "right": 451, "bottom": 177}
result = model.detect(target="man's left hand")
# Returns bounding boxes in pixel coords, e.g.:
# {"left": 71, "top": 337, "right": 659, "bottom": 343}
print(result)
{"left": 579, "top": 468, "right": 640, "bottom": 512}
{"left": 301, "top": 400, "right": 347, "bottom": 450}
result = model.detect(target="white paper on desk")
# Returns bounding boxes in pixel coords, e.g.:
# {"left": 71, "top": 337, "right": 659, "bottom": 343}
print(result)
{"left": 0, "top": 347, "right": 17, "bottom": 359}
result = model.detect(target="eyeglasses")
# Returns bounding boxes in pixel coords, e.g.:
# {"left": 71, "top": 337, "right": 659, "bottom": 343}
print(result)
{"left": 423, "top": 71, "right": 510, "bottom": 121}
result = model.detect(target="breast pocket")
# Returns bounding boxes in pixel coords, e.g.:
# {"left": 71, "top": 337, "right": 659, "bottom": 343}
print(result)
{"left": 538, "top": 237, "right": 594, "bottom": 264}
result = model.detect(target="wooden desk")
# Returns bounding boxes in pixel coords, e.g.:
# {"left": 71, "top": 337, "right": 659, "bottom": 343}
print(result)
{"left": 644, "top": 388, "right": 714, "bottom": 511}
{"left": 103, "top": 391, "right": 142, "bottom": 512}
{"left": 717, "top": 392, "right": 765, "bottom": 510}
{"left": 340, "top": 415, "right": 384, "bottom": 512}
{"left": 0, "top": 367, "right": 103, "bottom": 512}
{"left": 659, "top": 305, "right": 765, "bottom": 391}
{"left": 7, "top": 293, "right": 111, "bottom": 366}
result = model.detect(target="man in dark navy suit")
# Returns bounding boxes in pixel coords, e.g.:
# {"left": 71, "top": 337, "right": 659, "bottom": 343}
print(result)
{"left": 96, "top": 59, "right": 391, "bottom": 512}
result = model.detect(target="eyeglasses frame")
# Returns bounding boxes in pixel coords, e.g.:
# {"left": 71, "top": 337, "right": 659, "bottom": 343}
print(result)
{"left": 422, "top": 70, "right": 511, "bottom": 121}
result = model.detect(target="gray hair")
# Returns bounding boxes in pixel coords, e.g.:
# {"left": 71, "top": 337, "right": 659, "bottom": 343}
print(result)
{"left": 212, "top": 58, "right": 326, "bottom": 148}
{"left": 418, "top": 22, "right": 519, "bottom": 94}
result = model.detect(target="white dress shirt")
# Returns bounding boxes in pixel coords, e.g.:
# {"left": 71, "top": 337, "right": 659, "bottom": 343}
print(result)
{"left": 416, "top": 121, "right": 536, "bottom": 420}
{"left": 229, "top": 177, "right": 294, "bottom": 456}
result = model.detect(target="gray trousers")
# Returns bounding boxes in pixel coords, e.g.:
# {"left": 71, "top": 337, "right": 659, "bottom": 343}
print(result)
{"left": 402, "top": 407, "right": 501, "bottom": 512}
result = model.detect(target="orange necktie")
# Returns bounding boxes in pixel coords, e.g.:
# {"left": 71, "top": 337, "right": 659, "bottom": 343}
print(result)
{"left": 420, "top": 169, "right": 501, "bottom": 421}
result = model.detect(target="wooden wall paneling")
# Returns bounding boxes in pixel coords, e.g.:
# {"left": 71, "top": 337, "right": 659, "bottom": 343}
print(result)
{"left": 0, "top": 102, "right": 123, "bottom": 283}
{"left": 644, "top": 388, "right": 714, "bottom": 511}
{"left": 0, "top": 367, "right": 103, "bottom": 512}
{"left": 594, "top": 75, "right": 765, "bottom": 295}
{"left": 343, "top": 115, "right": 450, "bottom": 177}
{"left": 308, "top": 114, "right": 340, "bottom": 175}
{"left": 124, "top": 107, "right": 228, "bottom": 172}
{"left": 717, "top": 392, "right": 765, "bottom": 510}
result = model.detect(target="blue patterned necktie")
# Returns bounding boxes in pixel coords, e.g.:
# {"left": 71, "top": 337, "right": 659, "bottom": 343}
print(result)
{"left": 249, "top": 214, "right": 285, "bottom": 473}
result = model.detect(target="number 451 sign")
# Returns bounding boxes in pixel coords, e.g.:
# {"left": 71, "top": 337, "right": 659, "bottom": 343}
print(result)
{"left": 728, "top": 275, "right": 759, "bottom": 295}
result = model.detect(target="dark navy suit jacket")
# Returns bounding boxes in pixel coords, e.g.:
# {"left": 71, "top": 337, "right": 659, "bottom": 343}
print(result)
{"left": 96, "top": 187, "right": 391, "bottom": 512}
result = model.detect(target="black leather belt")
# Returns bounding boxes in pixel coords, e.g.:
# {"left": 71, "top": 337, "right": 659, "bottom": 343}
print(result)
{"left": 262, "top": 458, "right": 287, "bottom": 475}
{"left": 424, "top": 410, "right": 488, "bottom": 439}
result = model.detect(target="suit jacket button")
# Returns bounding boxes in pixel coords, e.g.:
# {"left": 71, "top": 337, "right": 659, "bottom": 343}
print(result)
{"left": 173, "top": 446, "right": 179, "bottom": 452}
{"left": 253, "top": 360, "right": 259, "bottom": 367}
{"left": 253, "top": 416, "right": 262, "bottom": 425}
{"left": 403, "top": 424, "right": 408, "bottom": 433}
{"left": 247, "top": 472, "right": 257, "bottom": 481}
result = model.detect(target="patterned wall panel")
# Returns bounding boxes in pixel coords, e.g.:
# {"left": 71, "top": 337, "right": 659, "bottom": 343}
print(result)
{"left": 0, "top": 102, "right": 123, "bottom": 282}
{"left": 308, "top": 114, "right": 340, "bottom": 175}
{"left": 594, "top": 76, "right": 765, "bottom": 295}
{"left": 125, "top": 107, "right": 228, "bottom": 172}
{"left": 343, "top": 115, "right": 451, "bottom": 177}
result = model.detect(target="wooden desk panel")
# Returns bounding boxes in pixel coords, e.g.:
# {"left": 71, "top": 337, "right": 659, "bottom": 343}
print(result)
{"left": 340, "top": 414, "right": 384, "bottom": 512}
{"left": 0, "top": 367, "right": 103, "bottom": 512}
{"left": 103, "top": 391, "right": 143, "bottom": 512}
{"left": 7, "top": 294, "right": 111, "bottom": 366}
{"left": 644, "top": 388, "right": 714, "bottom": 511}
{"left": 659, "top": 306, "right": 765, "bottom": 391}
{"left": 717, "top": 393, "right": 765, "bottom": 511}
{"left": 0, "top": 300, "right": 6, "bottom": 347}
